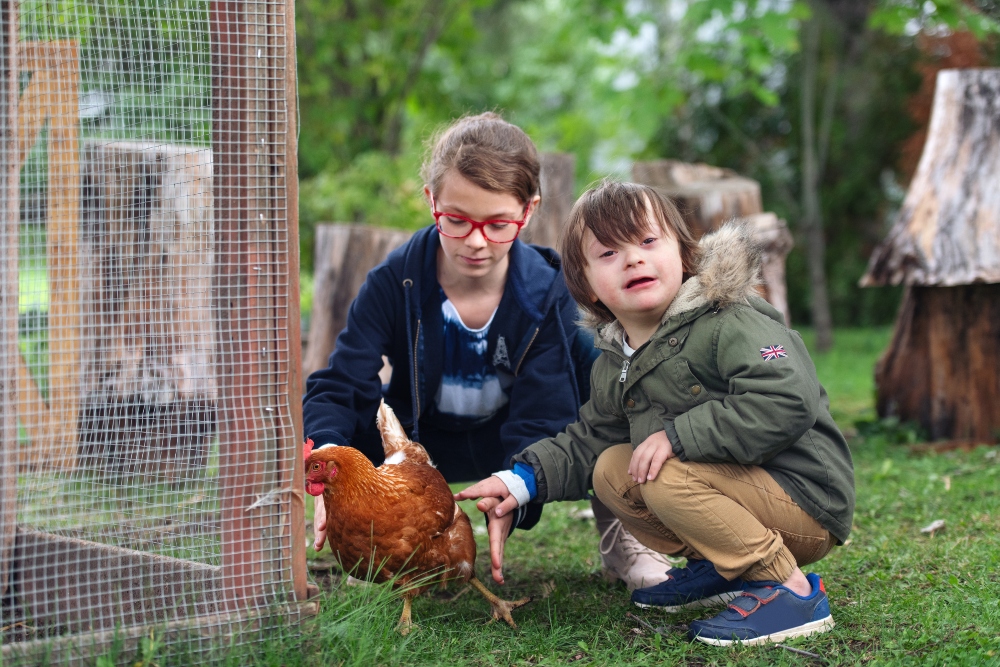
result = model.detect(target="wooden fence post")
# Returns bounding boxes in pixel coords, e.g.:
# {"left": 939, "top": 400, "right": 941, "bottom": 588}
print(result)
{"left": 0, "top": 0, "right": 19, "bottom": 596}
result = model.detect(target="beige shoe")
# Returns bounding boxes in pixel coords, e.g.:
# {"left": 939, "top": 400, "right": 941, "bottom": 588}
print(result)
{"left": 593, "top": 497, "right": 676, "bottom": 591}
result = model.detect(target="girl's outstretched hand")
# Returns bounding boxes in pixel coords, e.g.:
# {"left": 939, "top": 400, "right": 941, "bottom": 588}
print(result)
{"left": 455, "top": 477, "right": 516, "bottom": 584}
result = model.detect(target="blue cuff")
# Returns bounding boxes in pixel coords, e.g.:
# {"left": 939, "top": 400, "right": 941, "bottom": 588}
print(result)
{"left": 512, "top": 462, "right": 537, "bottom": 501}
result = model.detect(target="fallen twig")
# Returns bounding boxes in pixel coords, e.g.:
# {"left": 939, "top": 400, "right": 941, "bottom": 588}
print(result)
{"left": 626, "top": 611, "right": 687, "bottom": 635}
{"left": 772, "top": 643, "right": 825, "bottom": 659}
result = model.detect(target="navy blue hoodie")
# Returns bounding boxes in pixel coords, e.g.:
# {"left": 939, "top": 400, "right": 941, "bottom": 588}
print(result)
{"left": 303, "top": 225, "right": 596, "bottom": 502}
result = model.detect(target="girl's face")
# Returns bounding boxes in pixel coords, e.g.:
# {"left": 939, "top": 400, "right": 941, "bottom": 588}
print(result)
{"left": 428, "top": 171, "right": 537, "bottom": 284}
{"left": 583, "top": 212, "right": 684, "bottom": 329}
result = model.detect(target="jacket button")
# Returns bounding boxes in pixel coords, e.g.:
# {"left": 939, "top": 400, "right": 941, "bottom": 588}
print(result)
{"left": 690, "top": 385, "right": 702, "bottom": 395}
{"left": 626, "top": 399, "right": 635, "bottom": 408}
{"left": 668, "top": 337, "right": 679, "bottom": 346}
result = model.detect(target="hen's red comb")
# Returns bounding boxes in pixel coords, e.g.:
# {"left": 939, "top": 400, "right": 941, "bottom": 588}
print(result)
{"left": 303, "top": 438, "right": 315, "bottom": 461}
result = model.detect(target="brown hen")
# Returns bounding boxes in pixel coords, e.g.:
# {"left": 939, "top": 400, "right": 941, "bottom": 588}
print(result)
{"left": 304, "top": 400, "right": 531, "bottom": 634}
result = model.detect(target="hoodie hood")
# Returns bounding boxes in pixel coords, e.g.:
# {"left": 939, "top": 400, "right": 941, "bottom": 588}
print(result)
{"left": 593, "top": 221, "right": 765, "bottom": 346}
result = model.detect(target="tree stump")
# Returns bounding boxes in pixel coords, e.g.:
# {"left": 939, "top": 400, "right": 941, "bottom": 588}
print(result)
{"left": 76, "top": 141, "right": 217, "bottom": 479}
{"left": 521, "top": 152, "right": 575, "bottom": 251}
{"left": 302, "top": 224, "right": 412, "bottom": 385}
{"left": 861, "top": 69, "right": 1000, "bottom": 441}
{"left": 633, "top": 159, "right": 793, "bottom": 325}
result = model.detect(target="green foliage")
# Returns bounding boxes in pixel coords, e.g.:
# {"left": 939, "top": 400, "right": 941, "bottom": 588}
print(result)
{"left": 20, "top": 0, "right": 211, "bottom": 145}
{"left": 298, "top": 150, "right": 428, "bottom": 271}
{"left": 225, "top": 326, "right": 1000, "bottom": 665}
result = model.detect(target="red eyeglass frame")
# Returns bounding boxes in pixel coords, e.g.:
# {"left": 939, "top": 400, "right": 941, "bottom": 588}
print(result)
{"left": 430, "top": 194, "right": 529, "bottom": 244}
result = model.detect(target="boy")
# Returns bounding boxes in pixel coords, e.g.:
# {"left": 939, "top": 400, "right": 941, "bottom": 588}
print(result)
{"left": 457, "top": 181, "right": 855, "bottom": 645}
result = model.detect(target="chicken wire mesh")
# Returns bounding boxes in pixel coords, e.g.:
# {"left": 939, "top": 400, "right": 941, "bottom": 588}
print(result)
{"left": 1, "top": 0, "right": 307, "bottom": 663}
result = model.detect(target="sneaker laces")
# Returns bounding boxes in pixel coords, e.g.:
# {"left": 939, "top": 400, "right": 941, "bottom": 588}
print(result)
{"left": 598, "top": 519, "right": 658, "bottom": 564}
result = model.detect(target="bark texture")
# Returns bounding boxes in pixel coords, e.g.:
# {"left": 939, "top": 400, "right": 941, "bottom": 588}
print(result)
{"left": 876, "top": 285, "right": 1000, "bottom": 441}
{"left": 633, "top": 160, "right": 794, "bottom": 325}
{"left": 302, "top": 224, "right": 412, "bottom": 384}
{"left": 76, "top": 141, "right": 216, "bottom": 479}
{"left": 862, "top": 69, "right": 1000, "bottom": 287}
{"left": 521, "top": 152, "right": 575, "bottom": 251}
{"left": 862, "top": 69, "right": 1000, "bottom": 442}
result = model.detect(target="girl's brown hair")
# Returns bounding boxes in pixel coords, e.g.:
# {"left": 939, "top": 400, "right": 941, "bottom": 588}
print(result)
{"left": 421, "top": 112, "right": 540, "bottom": 205}
{"left": 562, "top": 180, "right": 701, "bottom": 324}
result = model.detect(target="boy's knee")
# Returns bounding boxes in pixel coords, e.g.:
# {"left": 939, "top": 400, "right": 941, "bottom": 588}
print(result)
{"left": 593, "top": 444, "right": 633, "bottom": 499}
{"left": 642, "top": 457, "right": 691, "bottom": 503}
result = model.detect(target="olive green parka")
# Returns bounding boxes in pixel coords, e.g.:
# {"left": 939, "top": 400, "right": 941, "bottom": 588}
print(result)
{"left": 512, "top": 223, "right": 855, "bottom": 544}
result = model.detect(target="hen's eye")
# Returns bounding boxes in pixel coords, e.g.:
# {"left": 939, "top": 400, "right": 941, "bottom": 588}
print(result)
{"left": 311, "top": 463, "right": 320, "bottom": 471}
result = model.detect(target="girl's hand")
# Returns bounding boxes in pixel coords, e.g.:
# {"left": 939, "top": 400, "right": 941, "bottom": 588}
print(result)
{"left": 313, "top": 494, "right": 327, "bottom": 551}
{"left": 628, "top": 430, "right": 674, "bottom": 483}
{"left": 455, "top": 477, "right": 517, "bottom": 584}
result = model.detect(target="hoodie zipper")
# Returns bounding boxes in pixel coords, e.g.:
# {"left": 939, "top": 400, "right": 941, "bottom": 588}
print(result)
{"left": 513, "top": 326, "right": 540, "bottom": 376}
{"left": 619, "top": 359, "right": 630, "bottom": 383}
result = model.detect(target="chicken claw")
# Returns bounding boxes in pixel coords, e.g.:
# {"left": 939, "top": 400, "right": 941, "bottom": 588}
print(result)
{"left": 396, "top": 593, "right": 417, "bottom": 636}
{"left": 468, "top": 577, "right": 533, "bottom": 629}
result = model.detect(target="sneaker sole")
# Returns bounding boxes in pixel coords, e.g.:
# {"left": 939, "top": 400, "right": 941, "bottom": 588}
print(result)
{"left": 632, "top": 590, "right": 742, "bottom": 612}
{"left": 693, "top": 615, "right": 835, "bottom": 646}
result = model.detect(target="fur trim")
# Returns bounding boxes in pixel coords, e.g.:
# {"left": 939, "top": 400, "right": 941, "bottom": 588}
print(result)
{"left": 693, "top": 220, "right": 764, "bottom": 310}
{"left": 585, "top": 220, "right": 764, "bottom": 344}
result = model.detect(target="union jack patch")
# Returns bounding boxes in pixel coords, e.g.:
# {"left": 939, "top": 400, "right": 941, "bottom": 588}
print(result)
{"left": 760, "top": 345, "right": 787, "bottom": 361}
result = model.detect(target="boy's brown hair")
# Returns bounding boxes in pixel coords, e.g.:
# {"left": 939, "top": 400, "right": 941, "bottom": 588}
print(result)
{"left": 421, "top": 112, "right": 540, "bottom": 206}
{"left": 562, "top": 180, "right": 701, "bottom": 324}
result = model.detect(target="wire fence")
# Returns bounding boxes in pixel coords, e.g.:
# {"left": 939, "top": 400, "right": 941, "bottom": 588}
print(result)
{"left": 1, "top": 0, "right": 307, "bottom": 663}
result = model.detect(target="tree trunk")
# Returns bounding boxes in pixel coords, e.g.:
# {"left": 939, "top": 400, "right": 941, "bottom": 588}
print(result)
{"left": 521, "top": 152, "right": 575, "bottom": 251}
{"left": 800, "top": 15, "right": 834, "bottom": 351}
{"left": 876, "top": 285, "right": 1000, "bottom": 442}
{"left": 76, "top": 141, "right": 217, "bottom": 481}
{"left": 633, "top": 159, "right": 794, "bottom": 325}
{"left": 633, "top": 160, "right": 763, "bottom": 236}
{"left": 302, "top": 224, "right": 412, "bottom": 385}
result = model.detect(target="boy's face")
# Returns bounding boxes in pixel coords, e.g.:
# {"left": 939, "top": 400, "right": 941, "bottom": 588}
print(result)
{"left": 582, "top": 211, "right": 684, "bottom": 331}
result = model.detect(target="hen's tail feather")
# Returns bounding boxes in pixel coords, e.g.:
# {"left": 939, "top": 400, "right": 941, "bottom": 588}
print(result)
{"left": 377, "top": 399, "right": 434, "bottom": 467}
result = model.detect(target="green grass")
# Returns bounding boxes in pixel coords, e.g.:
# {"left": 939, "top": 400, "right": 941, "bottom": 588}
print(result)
{"left": 97, "top": 327, "right": 1000, "bottom": 664}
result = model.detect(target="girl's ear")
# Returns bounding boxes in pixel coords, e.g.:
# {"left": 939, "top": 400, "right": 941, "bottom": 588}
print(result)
{"left": 423, "top": 185, "right": 433, "bottom": 204}
{"left": 522, "top": 194, "right": 542, "bottom": 225}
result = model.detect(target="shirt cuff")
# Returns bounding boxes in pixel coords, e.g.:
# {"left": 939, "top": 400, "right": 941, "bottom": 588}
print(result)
{"left": 492, "top": 468, "right": 532, "bottom": 507}
{"left": 512, "top": 462, "right": 538, "bottom": 500}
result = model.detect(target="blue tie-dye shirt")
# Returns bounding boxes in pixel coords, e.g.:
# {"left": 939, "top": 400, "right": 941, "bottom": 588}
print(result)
{"left": 435, "top": 290, "right": 509, "bottom": 421}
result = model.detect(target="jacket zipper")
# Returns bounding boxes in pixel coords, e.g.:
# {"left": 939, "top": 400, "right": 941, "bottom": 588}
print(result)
{"left": 619, "top": 359, "right": 630, "bottom": 383}
{"left": 412, "top": 319, "right": 421, "bottom": 419}
{"left": 513, "top": 326, "right": 540, "bottom": 376}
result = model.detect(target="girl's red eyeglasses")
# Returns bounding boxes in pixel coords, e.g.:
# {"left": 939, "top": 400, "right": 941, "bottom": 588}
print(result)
{"left": 430, "top": 194, "right": 528, "bottom": 244}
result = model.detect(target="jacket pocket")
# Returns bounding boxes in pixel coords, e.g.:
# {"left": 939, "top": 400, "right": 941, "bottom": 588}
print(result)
{"left": 668, "top": 360, "right": 712, "bottom": 411}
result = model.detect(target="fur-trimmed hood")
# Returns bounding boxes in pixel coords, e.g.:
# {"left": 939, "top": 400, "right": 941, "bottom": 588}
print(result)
{"left": 593, "top": 221, "right": 764, "bottom": 346}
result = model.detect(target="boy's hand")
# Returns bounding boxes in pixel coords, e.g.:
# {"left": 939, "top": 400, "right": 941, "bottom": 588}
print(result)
{"left": 455, "top": 477, "right": 516, "bottom": 584}
{"left": 629, "top": 430, "right": 674, "bottom": 483}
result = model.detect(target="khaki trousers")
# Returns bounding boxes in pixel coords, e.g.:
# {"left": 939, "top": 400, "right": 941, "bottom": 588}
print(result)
{"left": 592, "top": 444, "right": 834, "bottom": 582}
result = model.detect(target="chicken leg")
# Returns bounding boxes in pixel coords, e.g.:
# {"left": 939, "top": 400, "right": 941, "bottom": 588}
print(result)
{"left": 468, "top": 577, "right": 533, "bottom": 629}
{"left": 397, "top": 591, "right": 417, "bottom": 636}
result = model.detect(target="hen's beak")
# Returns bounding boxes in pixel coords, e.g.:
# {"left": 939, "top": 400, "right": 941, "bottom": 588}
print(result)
{"left": 377, "top": 400, "right": 410, "bottom": 449}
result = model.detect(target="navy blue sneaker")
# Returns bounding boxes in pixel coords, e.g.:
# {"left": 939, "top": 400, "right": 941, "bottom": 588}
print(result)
{"left": 631, "top": 559, "right": 744, "bottom": 611}
{"left": 688, "top": 573, "right": 835, "bottom": 646}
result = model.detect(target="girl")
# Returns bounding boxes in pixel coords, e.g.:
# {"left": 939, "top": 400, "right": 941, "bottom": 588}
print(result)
{"left": 303, "top": 114, "right": 671, "bottom": 587}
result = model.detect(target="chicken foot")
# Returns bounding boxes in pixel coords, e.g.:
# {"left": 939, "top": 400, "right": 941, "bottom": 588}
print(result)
{"left": 468, "top": 577, "right": 533, "bottom": 629}
{"left": 396, "top": 592, "right": 417, "bottom": 636}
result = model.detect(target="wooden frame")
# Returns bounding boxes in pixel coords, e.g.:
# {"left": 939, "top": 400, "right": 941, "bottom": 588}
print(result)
{"left": 14, "top": 41, "right": 81, "bottom": 469}
{"left": 211, "top": 0, "right": 308, "bottom": 608}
